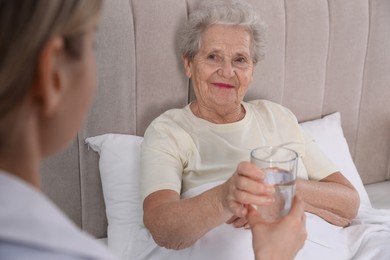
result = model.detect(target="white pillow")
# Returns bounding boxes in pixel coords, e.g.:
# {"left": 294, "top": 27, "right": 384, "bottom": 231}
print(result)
{"left": 299, "top": 112, "right": 371, "bottom": 207}
{"left": 85, "top": 134, "right": 143, "bottom": 257}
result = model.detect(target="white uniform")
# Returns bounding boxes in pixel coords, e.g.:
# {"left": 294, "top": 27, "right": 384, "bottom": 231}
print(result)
{"left": 0, "top": 171, "right": 116, "bottom": 260}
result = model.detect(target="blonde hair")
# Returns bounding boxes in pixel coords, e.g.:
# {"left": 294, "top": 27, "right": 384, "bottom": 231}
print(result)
{"left": 0, "top": 0, "right": 103, "bottom": 119}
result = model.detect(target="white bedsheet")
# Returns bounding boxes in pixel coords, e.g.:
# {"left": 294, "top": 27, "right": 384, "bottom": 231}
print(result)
{"left": 346, "top": 205, "right": 390, "bottom": 259}
{"left": 125, "top": 181, "right": 390, "bottom": 260}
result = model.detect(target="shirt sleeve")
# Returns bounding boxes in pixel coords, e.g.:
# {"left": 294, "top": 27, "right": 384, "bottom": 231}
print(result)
{"left": 301, "top": 131, "right": 340, "bottom": 181}
{"left": 140, "top": 117, "right": 189, "bottom": 202}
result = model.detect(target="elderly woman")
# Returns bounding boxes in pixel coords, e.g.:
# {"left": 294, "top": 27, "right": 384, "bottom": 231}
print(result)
{"left": 140, "top": 0, "right": 359, "bottom": 258}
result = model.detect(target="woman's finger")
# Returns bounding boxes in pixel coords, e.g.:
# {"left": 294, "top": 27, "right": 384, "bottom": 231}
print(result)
{"left": 226, "top": 215, "right": 239, "bottom": 224}
{"left": 233, "top": 216, "right": 248, "bottom": 228}
{"left": 236, "top": 161, "right": 265, "bottom": 182}
{"left": 247, "top": 204, "right": 264, "bottom": 227}
{"left": 232, "top": 189, "right": 275, "bottom": 206}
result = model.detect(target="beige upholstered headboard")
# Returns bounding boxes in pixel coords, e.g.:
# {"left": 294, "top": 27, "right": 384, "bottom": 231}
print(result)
{"left": 41, "top": 0, "right": 390, "bottom": 239}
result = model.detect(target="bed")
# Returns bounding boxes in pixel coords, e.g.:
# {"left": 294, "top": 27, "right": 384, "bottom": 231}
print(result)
{"left": 41, "top": 0, "right": 390, "bottom": 259}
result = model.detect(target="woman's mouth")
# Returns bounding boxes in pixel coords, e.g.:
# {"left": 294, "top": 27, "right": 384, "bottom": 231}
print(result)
{"left": 211, "top": 82, "right": 235, "bottom": 89}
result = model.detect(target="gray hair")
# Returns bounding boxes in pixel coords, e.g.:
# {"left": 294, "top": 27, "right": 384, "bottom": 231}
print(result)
{"left": 179, "top": 0, "right": 267, "bottom": 62}
{"left": 0, "top": 0, "right": 103, "bottom": 119}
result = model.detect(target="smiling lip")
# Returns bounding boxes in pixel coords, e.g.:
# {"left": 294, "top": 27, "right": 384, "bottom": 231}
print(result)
{"left": 211, "top": 83, "right": 235, "bottom": 89}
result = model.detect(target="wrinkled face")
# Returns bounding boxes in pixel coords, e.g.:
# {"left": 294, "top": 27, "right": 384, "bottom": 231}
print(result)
{"left": 184, "top": 24, "right": 255, "bottom": 111}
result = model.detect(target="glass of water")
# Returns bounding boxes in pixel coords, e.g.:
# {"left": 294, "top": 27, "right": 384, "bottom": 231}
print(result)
{"left": 250, "top": 146, "right": 298, "bottom": 222}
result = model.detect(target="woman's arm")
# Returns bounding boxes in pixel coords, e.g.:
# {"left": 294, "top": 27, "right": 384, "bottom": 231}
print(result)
{"left": 296, "top": 171, "right": 360, "bottom": 227}
{"left": 143, "top": 162, "right": 275, "bottom": 250}
{"left": 143, "top": 187, "right": 228, "bottom": 250}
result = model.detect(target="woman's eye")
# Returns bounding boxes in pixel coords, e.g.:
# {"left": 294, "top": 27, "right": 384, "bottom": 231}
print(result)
{"left": 235, "top": 57, "right": 246, "bottom": 63}
{"left": 207, "top": 54, "right": 217, "bottom": 60}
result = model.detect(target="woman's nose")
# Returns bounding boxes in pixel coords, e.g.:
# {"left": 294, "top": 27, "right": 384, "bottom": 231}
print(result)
{"left": 219, "top": 60, "right": 235, "bottom": 78}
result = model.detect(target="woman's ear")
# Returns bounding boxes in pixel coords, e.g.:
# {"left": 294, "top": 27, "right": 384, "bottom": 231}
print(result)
{"left": 182, "top": 56, "right": 192, "bottom": 78}
{"left": 32, "top": 36, "right": 66, "bottom": 117}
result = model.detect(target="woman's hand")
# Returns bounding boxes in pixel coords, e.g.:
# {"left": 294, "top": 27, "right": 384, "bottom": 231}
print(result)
{"left": 247, "top": 196, "right": 307, "bottom": 260}
{"left": 221, "top": 162, "right": 275, "bottom": 219}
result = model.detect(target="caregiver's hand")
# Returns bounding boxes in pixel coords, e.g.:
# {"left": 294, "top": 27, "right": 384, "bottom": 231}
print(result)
{"left": 248, "top": 196, "right": 307, "bottom": 260}
{"left": 221, "top": 162, "right": 275, "bottom": 219}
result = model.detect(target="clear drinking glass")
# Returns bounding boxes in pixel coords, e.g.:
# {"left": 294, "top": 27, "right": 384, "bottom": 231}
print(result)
{"left": 250, "top": 146, "right": 298, "bottom": 222}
